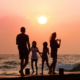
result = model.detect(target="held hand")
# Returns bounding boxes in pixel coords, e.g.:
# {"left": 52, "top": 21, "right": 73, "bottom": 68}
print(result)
{"left": 39, "top": 52, "right": 42, "bottom": 54}
{"left": 39, "top": 53, "right": 42, "bottom": 58}
{"left": 39, "top": 52, "right": 42, "bottom": 57}
{"left": 28, "top": 48, "right": 30, "bottom": 51}
{"left": 28, "top": 50, "right": 30, "bottom": 54}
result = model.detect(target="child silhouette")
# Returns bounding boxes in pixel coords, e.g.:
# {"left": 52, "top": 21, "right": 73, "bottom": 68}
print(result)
{"left": 30, "top": 41, "right": 41, "bottom": 75}
{"left": 41, "top": 42, "right": 50, "bottom": 74}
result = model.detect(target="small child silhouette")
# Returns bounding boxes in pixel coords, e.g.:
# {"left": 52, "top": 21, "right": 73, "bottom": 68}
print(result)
{"left": 30, "top": 41, "right": 41, "bottom": 75}
{"left": 41, "top": 42, "right": 50, "bottom": 74}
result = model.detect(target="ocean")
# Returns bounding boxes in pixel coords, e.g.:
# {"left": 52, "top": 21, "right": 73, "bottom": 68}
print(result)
{"left": 0, "top": 54, "right": 80, "bottom": 75}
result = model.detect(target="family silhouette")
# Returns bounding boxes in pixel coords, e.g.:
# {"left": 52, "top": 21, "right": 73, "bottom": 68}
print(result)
{"left": 16, "top": 27, "right": 61, "bottom": 77}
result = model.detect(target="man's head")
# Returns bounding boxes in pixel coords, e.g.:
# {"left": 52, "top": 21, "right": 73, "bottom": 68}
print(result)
{"left": 20, "top": 27, "right": 25, "bottom": 33}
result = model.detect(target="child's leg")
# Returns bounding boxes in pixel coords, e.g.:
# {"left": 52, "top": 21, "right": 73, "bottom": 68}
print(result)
{"left": 42, "top": 59, "right": 44, "bottom": 74}
{"left": 46, "top": 58, "right": 50, "bottom": 69}
{"left": 35, "top": 60, "right": 38, "bottom": 75}
{"left": 31, "top": 60, "right": 34, "bottom": 74}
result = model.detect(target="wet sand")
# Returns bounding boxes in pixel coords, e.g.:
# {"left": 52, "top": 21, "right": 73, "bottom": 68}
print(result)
{"left": 0, "top": 72, "right": 80, "bottom": 80}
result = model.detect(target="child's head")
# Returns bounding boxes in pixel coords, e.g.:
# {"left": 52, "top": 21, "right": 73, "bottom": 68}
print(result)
{"left": 43, "top": 42, "right": 48, "bottom": 48}
{"left": 32, "top": 41, "right": 37, "bottom": 48}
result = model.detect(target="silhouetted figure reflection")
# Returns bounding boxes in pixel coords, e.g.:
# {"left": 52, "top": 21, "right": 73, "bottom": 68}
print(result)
{"left": 16, "top": 27, "right": 30, "bottom": 76}
{"left": 49, "top": 32, "right": 61, "bottom": 74}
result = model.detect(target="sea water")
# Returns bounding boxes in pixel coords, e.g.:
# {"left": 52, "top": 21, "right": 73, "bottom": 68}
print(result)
{"left": 0, "top": 54, "right": 80, "bottom": 75}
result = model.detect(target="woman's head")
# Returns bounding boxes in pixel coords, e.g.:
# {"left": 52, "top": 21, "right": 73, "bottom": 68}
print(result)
{"left": 43, "top": 42, "right": 48, "bottom": 48}
{"left": 32, "top": 41, "right": 37, "bottom": 48}
{"left": 50, "top": 32, "right": 56, "bottom": 41}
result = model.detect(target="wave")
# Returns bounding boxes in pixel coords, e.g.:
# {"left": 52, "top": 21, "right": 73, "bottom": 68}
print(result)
{"left": 0, "top": 72, "right": 17, "bottom": 75}
{"left": 0, "top": 65, "right": 16, "bottom": 69}
{"left": 3, "top": 61, "right": 19, "bottom": 65}
{"left": 56, "top": 63, "right": 80, "bottom": 72}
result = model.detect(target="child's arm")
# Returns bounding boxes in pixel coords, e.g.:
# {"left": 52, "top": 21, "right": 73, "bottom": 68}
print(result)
{"left": 37, "top": 50, "right": 42, "bottom": 57}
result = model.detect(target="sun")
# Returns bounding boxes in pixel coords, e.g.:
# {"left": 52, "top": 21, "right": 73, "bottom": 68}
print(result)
{"left": 38, "top": 16, "right": 47, "bottom": 24}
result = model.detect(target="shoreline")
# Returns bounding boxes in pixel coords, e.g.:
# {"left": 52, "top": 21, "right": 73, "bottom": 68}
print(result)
{"left": 0, "top": 72, "right": 80, "bottom": 80}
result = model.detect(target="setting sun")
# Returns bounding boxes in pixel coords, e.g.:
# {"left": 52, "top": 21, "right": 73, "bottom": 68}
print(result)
{"left": 38, "top": 16, "right": 47, "bottom": 24}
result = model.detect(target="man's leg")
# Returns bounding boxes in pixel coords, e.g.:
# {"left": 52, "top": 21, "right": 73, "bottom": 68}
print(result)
{"left": 19, "top": 59, "right": 24, "bottom": 76}
{"left": 23, "top": 58, "right": 28, "bottom": 69}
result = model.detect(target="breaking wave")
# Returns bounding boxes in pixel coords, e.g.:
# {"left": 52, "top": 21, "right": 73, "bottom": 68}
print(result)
{"left": 56, "top": 63, "right": 80, "bottom": 71}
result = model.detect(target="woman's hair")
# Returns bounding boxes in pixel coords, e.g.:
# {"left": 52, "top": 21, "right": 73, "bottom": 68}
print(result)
{"left": 32, "top": 41, "right": 37, "bottom": 48}
{"left": 50, "top": 32, "right": 56, "bottom": 41}
{"left": 43, "top": 42, "right": 48, "bottom": 48}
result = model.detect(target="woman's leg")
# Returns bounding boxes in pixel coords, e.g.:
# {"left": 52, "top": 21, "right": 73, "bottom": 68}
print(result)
{"left": 42, "top": 59, "right": 44, "bottom": 74}
{"left": 48, "top": 58, "right": 54, "bottom": 74}
{"left": 49, "top": 57, "right": 57, "bottom": 74}
{"left": 35, "top": 60, "right": 38, "bottom": 75}
{"left": 53, "top": 57, "right": 57, "bottom": 74}
{"left": 31, "top": 60, "right": 34, "bottom": 74}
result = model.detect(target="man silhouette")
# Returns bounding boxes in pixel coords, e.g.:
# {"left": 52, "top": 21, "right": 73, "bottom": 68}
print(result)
{"left": 16, "top": 27, "right": 30, "bottom": 76}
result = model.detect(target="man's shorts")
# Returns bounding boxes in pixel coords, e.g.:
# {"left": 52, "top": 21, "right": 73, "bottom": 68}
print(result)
{"left": 19, "top": 49, "right": 29, "bottom": 59}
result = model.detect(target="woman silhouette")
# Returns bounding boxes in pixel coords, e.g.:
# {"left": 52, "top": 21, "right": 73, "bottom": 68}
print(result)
{"left": 49, "top": 32, "right": 61, "bottom": 74}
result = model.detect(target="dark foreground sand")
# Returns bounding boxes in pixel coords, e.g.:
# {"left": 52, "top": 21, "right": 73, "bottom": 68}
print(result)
{"left": 0, "top": 72, "right": 80, "bottom": 80}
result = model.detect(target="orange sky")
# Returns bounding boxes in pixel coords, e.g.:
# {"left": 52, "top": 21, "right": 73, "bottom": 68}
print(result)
{"left": 0, "top": 0, "right": 80, "bottom": 54}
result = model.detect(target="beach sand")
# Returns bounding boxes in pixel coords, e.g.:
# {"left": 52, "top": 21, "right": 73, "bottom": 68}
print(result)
{"left": 0, "top": 72, "right": 80, "bottom": 80}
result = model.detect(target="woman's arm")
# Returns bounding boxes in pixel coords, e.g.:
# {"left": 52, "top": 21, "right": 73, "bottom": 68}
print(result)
{"left": 56, "top": 39, "right": 61, "bottom": 48}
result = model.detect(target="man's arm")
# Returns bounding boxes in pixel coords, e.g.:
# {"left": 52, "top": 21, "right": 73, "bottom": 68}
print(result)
{"left": 27, "top": 41, "right": 30, "bottom": 51}
{"left": 27, "top": 35, "right": 30, "bottom": 51}
{"left": 16, "top": 35, "right": 18, "bottom": 45}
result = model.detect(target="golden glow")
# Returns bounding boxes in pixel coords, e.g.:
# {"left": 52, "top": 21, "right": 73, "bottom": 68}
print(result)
{"left": 38, "top": 16, "right": 47, "bottom": 24}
